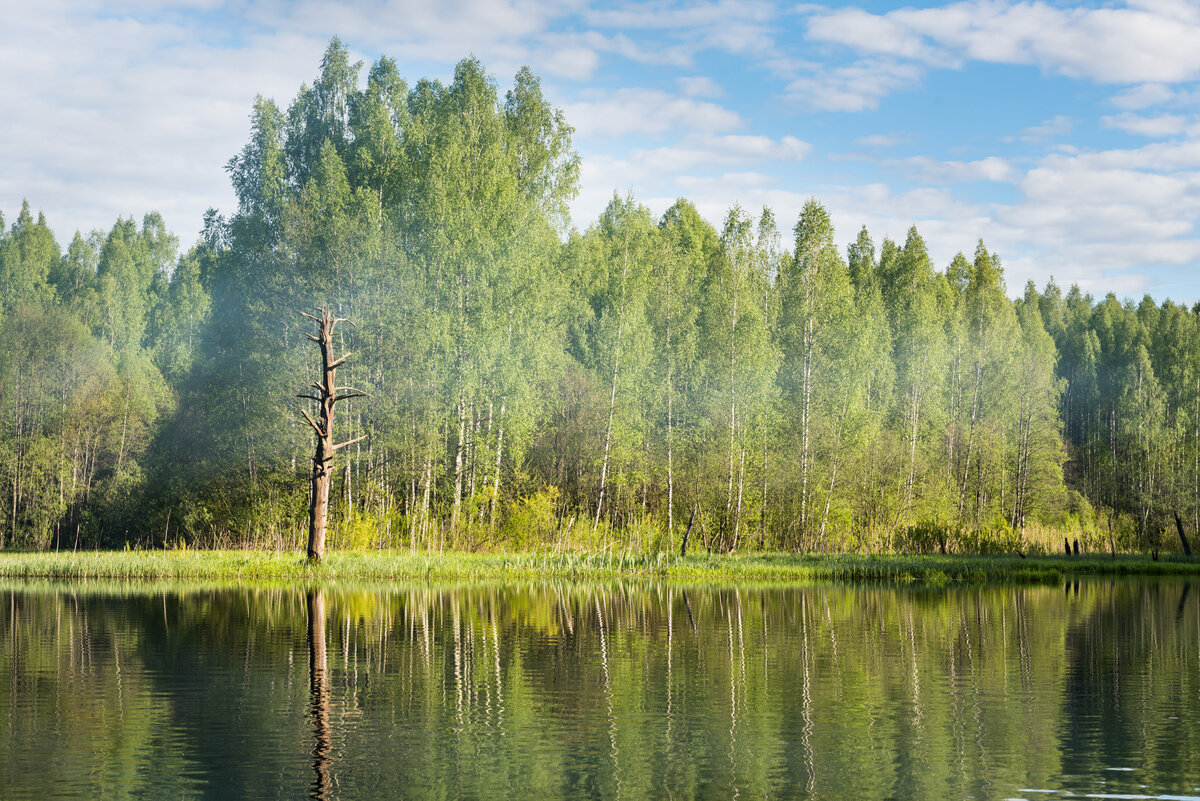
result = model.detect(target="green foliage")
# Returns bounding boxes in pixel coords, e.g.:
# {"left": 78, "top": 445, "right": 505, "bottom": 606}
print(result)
{"left": 502, "top": 487, "right": 560, "bottom": 549}
{"left": 4, "top": 40, "right": 1195, "bottom": 557}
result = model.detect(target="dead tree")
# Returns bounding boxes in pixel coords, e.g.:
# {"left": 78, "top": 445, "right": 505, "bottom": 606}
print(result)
{"left": 299, "top": 308, "right": 369, "bottom": 563}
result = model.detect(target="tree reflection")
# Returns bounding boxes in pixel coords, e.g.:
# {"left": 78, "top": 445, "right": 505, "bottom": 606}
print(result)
{"left": 2, "top": 580, "right": 1199, "bottom": 799}
{"left": 308, "top": 588, "right": 332, "bottom": 800}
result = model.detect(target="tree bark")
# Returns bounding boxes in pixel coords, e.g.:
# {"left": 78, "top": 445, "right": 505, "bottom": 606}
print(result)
{"left": 301, "top": 308, "right": 368, "bottom": 563}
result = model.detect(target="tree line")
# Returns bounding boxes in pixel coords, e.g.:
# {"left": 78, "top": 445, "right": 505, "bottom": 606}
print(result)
{"left": 2, "top": 39, "right": 1196, "bottom": 554}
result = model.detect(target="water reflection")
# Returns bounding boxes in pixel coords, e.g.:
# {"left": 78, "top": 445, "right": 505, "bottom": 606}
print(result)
{"left": 0, "top": 579, "right": 1198, "bottom": 799}
{"left": 308, "top": 589, "right": 332, "bottom": 800}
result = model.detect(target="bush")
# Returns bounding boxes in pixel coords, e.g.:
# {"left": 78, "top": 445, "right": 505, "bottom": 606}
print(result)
{"left": 893, "top": 519, "right": 952, "bottom": 554}
{"left": 502, "top": 487, "right": 560, "bottom": 549}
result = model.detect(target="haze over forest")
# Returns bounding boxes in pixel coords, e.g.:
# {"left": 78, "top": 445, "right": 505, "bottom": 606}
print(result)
{"left": 2, "top": 42, "right": 1196, "bottom": 554}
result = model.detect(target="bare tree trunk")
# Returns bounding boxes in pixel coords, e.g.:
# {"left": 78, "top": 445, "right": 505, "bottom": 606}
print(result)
{"left": 478, "top": 398, "right": 493, "bottom": 524}
{"left": 300, "top": 308, "right": 368, "bottom": 563}
{"left": 595, "top": 247, "right": 630, "bottom": 532}
{"left": 957, "top": 360, "right": 982, "bottom": 520}
{"left": 666, "top": 255, "right": 675, "bottom": 548}
{"left": 799, "top": 313, "right": 814, "bottom": 545}
{"left": 819, "top": 404, "right": 848, "bottom": 544}
{"left": 452, "top": 397, "right": 465, "bottom": 532}
{"left": 733, "top": 444, "right": 746, "bottom": 551}
{"left": 905, "top": 363, "right": 925, "bottom": 513}
{"left": 725, "top": 283, "right": 739, "bottom": 548}
{"left": 490, "top": 400, "right": 505, "bottom": 531}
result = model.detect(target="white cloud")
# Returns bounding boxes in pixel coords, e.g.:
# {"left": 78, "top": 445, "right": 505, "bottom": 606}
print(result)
{"left": 1067, "top": 140, "right": 1200, "bottom": 171}
{"left": 595, "top": 32, "right": 692, "bottom": 67}
{"left": 982, "top": 145, "right": 1200, "bottom": 294}
{"left": 854, "top": 133, "right": 907, "bottom": 148}
{"left": 785, "top": 59, "right": 924, "bottom": 111}
{"left": 1017, "top": 115, "right": 1074, "bottom": 141}
{"left": 0, "top": 4, "right": 331, "bottom": 242}
{"left": 893, "top": 156, "right": 1015, "bottom": 183}
{"left": 805, "top": 7, "right": 952, "bottom": 64}
{"left": 584, "top": 135, "right": 808, "bottom": 184}
{"left": 571, "top": 133, "right": 811, "bottom": 228}
{"left": 582, "top": 0, "right": 778, "bottom": 65}
{"left": 678, "top": 75, "right": 724, "bottom": 97}
{"left": 257, "top": 0, "right": 576, "bottom": 53}
{"left": 586, "top": 0, "right": 773, "bottom": 33}
{"left": 563, "top": 89, "right": 744, "bottom": 138}
{"left": 1110, "top": 83, "right": 1175, "bottom": 110}
{"left": 1102, "top": 113, "right": 1190, "bottom": 138}
{"left": 541, "top": 46, "right": 601, "bottom": 80}
{"left": 804, "top": 1, "right": 1200, "bottom": 85}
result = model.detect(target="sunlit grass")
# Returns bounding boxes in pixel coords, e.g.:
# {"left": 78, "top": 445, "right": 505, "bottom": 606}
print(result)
{"left": 1, "top": 548, "right": 1198, "bottom": 584}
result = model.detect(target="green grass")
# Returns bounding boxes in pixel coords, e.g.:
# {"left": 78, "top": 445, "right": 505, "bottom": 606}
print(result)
{"left": 1, "top": 548, "right": 1198, "bottom": 585}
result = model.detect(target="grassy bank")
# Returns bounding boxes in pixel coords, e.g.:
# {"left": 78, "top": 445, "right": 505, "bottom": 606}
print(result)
{"left": 1, "top": 549, "right": 1198, "bottom": 584}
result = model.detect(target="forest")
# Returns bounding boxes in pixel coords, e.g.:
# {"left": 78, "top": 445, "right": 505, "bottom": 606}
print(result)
{"left": 1, "top": 39, "right": 1196, "bottom": 556}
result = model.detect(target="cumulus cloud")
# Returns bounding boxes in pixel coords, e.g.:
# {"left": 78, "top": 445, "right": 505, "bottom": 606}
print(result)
{"left": 0, "top": 4, "right": 331, "bottom": 241}
{"left": 9, "top": 0, "right": 1200, "bottom": 304}
{"left": 981, "top": 143, "right": 1200, "bottom": 294}
{"left": 804, "top": 1, "right": 1200, "bottom": 85}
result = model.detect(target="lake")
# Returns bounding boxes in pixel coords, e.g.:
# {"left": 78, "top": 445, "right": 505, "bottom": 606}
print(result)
{"left": 2, "top": 579, "right": 1198, "bottom": 799}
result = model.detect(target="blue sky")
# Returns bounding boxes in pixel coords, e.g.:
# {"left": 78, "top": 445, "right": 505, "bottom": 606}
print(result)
{"left": 4, "top": 0, "right": 1200, "bottom": 302}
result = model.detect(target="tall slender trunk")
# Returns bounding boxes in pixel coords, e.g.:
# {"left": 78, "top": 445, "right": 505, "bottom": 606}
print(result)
{"left": 1193, "top": 378, "right": 1199, "bottom": 537}
{"left": 819, "top": 402, "right": 848, "bottom": 544}
{"left": 799, "top": 314, "right": 813, "bottom": 542}
{"left": 490, "top": 399, "right": 505, "bottom": 531}
{"left": 418, "top": 452, "right": 433, "bottom": 550}
{"left": 665, "top": 251, "right": 675, "bottom": 546}
{"left": 478, "top": 398, "right": 493, "bottom": 523}
{"left": 760, "top": 430, "right": 768, "bottom": 549}
{"left": 452, "top": 255, "right": 469, "bottom": 534}
{"left": 957, "top": 360, "right": 983, "bottom": 521}
{"left": 733, "top": 444, "right": 746, "bottom": 550}
{"left": 452, "top": 397, "right": 465, "bottom": 531}
{"left": 906, "top": 383, "right": 922, "bottom": 510}
{"left": 725, "top": 274, "right": 739, "bottom": 546}
{"left": 595, "top": 247, "right": 630, "bottom": 532}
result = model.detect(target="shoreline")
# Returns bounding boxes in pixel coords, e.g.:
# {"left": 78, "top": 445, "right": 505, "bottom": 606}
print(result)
{"left": 1, "top": 549, "right": 1198, "bottom": 585}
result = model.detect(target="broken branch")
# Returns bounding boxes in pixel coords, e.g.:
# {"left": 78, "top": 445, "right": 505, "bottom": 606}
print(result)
{"left": 333, "top": 434, "right": 367, "bottom": 451}
{"left": 300, "top": 409, "right": 323, "bottom": 436}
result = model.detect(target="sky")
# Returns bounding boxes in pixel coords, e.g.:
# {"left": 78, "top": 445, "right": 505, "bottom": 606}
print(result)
{"left": 3, "top": 0, "right": 1200, "bottom": 303}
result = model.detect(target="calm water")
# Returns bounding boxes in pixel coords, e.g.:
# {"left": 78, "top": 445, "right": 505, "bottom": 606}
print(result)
{"left": 2, "top": 579, "right": 1198, "bottom": 800}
